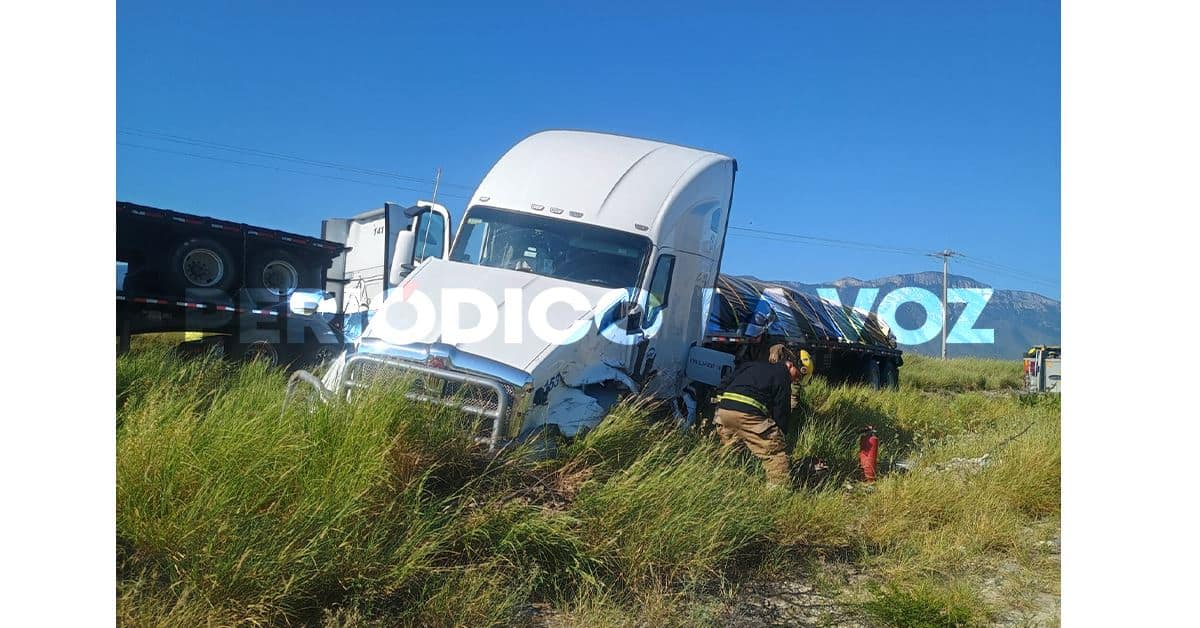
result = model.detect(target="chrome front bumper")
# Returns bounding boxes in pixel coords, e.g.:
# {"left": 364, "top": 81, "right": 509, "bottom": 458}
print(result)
{"left": 287, "top": 352, "right": 516, "bottom": 450}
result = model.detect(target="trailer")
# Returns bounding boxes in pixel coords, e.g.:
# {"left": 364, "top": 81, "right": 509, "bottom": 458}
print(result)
{"left": 703, "top": 274, "right": 902, "bottom": 389}
{"left": 116, "top": 201, "right": 344, "bottom": 365}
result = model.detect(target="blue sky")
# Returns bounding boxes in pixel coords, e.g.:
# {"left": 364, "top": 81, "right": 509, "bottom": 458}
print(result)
{"left": 117, "top": 1, "right": 1060, "bottom": 298}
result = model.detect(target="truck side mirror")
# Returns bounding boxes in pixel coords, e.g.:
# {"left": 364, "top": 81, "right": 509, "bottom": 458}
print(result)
{"left": 388, "top": 230, "right": 416, "bottom": 287}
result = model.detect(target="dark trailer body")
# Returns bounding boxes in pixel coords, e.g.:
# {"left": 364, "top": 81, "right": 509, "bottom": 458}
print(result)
{"left": 116, "top": 201, "right": 344, "bottom": 365}
{"left": 704, "top": 274, "right": 903, "bottom": 389}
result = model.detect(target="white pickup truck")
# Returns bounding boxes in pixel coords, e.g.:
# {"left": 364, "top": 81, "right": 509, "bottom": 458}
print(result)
{"left": 291, "top": 130, "right": 900, "bottom": 448}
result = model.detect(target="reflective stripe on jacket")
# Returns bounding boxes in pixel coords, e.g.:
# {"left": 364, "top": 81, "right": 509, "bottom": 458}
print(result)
{"left": 716, "top": 392, "right": 770, "bottom": 417}
{"left": 715, "top": 359, "right": 792, "bottom": 430}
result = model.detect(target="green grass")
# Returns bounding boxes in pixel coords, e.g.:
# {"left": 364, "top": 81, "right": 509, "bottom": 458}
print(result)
{"left": 117, "top": 349, "right": 1058, "bottom": 626}
{"left": 900, "top": 353, "right": 1024, "bottom": 392}
{"left": 862, "top": 582, "right": 981, "bottom": 628}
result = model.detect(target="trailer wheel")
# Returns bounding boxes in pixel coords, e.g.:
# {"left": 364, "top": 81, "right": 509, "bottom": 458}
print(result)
{"left": 883, "top": 361, "right": 900, "bottom": 390}
{"left": 247, "top": 249, "right": 321, "bottom": 298}
{"left": 224, "top": 334, "right": 290, "bottom": 367}
{"left": 864, "top": 359, "right": 882, "bottom": 390}
{"left": 168, "top": 237, "right": 237, "bottom": 293}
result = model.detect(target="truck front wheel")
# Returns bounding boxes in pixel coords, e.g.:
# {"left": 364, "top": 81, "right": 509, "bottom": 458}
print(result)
{"left": 516, "top": 423, "right": 566, "bottom": 459}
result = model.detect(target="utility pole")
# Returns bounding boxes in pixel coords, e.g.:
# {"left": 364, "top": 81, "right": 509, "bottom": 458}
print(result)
{"left": 927, "top": 249, "right": 960, "bottom": 359}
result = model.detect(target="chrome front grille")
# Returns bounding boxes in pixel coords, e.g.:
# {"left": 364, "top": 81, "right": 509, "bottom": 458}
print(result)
{"left": 340, "top": 352, "right": 513, "bottom": 450}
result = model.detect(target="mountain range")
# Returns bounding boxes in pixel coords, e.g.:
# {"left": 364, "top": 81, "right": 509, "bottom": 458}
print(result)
{"left": 757, "top": 271, "right": 1060, "bottom": 359}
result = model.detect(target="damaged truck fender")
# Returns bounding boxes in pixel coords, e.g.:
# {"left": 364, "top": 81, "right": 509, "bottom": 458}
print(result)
{"left": 523, "top": 360, "right": 640, "bottom": 437}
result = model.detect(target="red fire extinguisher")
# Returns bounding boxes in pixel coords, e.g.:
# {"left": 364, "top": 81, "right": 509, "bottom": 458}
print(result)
{"left": 859, "top": 426, "right": 879, "bottom": 482}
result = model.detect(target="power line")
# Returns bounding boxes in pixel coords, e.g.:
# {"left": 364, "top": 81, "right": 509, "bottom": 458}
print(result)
{"left": 727, "top": 231, "right": 924, "bottom": 256}
{"left": 955, "top": 258, "right": 1060, "bottom": 288}
{"left": 118, "top": 127, "right": 477, "bottom": 191}
{"left": 118, "top": 141, "right": 468, "bottom": 198}
{"left": 957, "top": 259, "right": 1058, "bottom": 286}
{"left": 957, "top": 254, "right": 1060, "bottom": 286}
{"left": 727, "top": 225, "right": 930, "bottom": 257}
{"left": 728, "top": 225, "right": 1060, "bottom": 289}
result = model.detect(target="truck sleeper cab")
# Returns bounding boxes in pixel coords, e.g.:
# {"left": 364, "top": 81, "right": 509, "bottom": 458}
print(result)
{"left": 292, "top": 130, "right": 737, "bottom": 448}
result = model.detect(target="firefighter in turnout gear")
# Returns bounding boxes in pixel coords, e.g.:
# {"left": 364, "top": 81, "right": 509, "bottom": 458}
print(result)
{"left": 714, "top": 343, "right": 803, "bottom": 486}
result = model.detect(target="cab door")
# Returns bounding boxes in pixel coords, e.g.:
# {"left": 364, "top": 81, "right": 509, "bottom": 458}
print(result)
{"left": 629, "top": 248, "right": 707, "bottom": 397}
{"left": 385, "top": 200, "right": 452, "bottom": 283}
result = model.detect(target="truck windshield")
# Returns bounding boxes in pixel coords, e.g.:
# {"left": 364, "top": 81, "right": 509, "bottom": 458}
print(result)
{"left": 450, "top": 206, "right": 651, "bottom": 290}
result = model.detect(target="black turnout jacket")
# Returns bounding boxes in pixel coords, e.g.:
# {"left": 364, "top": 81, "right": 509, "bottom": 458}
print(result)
{"left": 716, "top": 360, "right": 792, "bottom": 431}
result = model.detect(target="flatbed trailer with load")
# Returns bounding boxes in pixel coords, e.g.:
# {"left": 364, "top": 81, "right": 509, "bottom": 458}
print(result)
{"left": 116, "top": 201, "right": 344, "bottom": 365}
{"left": 703, "top": 274, "right": 902, "bottom": 389}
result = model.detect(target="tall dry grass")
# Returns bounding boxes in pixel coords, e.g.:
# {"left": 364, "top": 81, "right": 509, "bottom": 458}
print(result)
{"left": 900, "top": 353, "right": 1024, "bottom": 392}
{"left": 117, "top": 349, "right": 1057, "bottom": 626}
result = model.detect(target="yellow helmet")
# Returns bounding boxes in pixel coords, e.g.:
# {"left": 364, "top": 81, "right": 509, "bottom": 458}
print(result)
{"left": 799, "top": 349, "right": 814, "bottom": 384}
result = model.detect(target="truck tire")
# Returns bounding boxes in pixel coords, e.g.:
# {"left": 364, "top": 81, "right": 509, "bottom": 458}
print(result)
{"left": 883, "top": 361, "right": 900, "bottom": 390}
{"left": 516, "top": 423, "right": 566, "bottom": 459}
{"left": 167, "top": 237, "right": 237, "bottom": 294}
{"left": 691, "top": 383, "right": 716, "bottom": 432}
{"left": 298, "top": 338, "right": 341, "bottom": 369}
{"left": 247, "top": 248, "right": 321, "bottom": 298}
{"left": 864, "top": 359, "right": 882, "bottom": 390}
{"left": 674, "top": 386, "right": 699, "bottom": 429}
{"left": 224, "top": 333, "right": 292, "bottom": 367}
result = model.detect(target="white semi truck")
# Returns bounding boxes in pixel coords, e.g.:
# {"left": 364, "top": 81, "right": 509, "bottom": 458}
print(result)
{"left": 291, "top": 130, "right": 901, "bottom": 447}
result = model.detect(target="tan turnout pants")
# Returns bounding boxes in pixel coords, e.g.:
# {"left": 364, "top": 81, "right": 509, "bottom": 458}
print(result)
{"left": 714, "top": 408, "right": 791, "bottom": 486}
